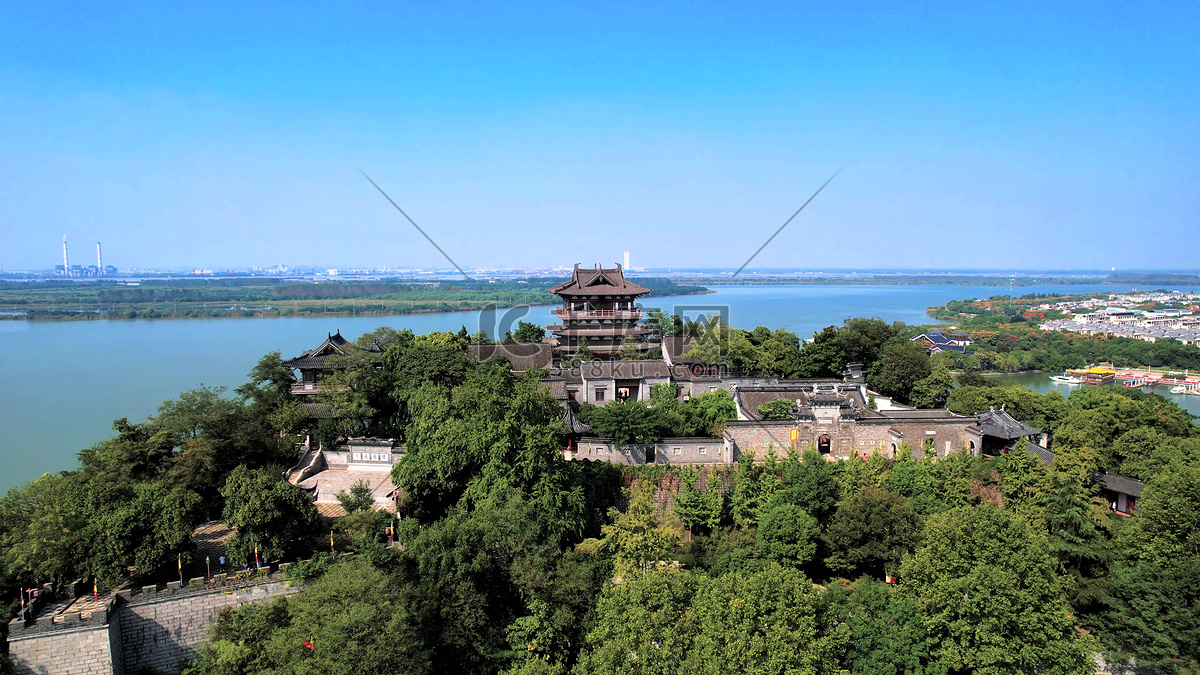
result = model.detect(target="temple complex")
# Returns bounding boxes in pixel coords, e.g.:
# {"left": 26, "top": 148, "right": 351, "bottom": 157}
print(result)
{"left": 546, "top": 263, "right": 657, "bottom": 357}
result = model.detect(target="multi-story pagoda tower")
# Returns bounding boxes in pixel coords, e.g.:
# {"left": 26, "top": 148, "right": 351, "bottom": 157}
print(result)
{"left": 547, "top": 263, "right": 656, "bottom": 358}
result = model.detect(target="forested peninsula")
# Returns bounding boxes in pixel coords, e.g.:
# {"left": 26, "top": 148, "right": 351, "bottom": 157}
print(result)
{"left": 0, "top": 277, "right": 709, "bottom": 321}
{"left": 2, "top": 318, "right": 1198, "bottom": 674}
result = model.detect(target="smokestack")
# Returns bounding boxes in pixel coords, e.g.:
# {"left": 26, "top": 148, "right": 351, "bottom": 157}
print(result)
{"left": 62, "top": 234, "right": 70, "bottom": 277}
{"left": 623, "top": 251, "right": 630, "bottom": 270}
{"left": 96, "top": 242, "right": 103, "bottom": 275}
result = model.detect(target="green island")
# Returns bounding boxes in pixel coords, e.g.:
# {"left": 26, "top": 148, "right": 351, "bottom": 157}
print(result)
{"left": 0, "top": 277, "right": 709, "bottom": 321}
{"left": 3, "top": 305, "right": 1199, "bottom": 674}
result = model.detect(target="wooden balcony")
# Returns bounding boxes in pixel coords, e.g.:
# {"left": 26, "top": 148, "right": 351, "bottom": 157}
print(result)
{"left": 291, "top": 382, "right": 350, "bottom": 396}
{"left": 555, "top": 307, "right": 642, "bottom": 320}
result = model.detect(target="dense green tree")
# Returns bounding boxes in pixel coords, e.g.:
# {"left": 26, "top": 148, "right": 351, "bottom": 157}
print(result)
{"left": 685, "top": 526, "right": 762, "bottom": 577}
{"left": 947, "top": 385, "right": 1070, "bottom": 432}
{"left": 671, "top": 468, "right": 724, "bottom": 534}
{"left": 756, "top": 503, "right": 819, "bottom": 567}
{"left": 887, "top": 453, "right": 943, "bottom": 514}
{"left": 774, "top": 449, "right": 839, "bottom": 524}
{"left": 686, "top": 563, "right": 843, "bottom": 673}
{"left": 755, "top": 328, "right": 804, "bottom": 377}
{"left": 600, "top": 479, "right": 681, "bottom": 578}
{"left": 187, "top": 558, "right": 431, "bottom": 675}
{"left": 585, "top": 401, "right": 661, "bottom": 446}
{"left": 235, "top": 351, "right": 297, "bottom": 410}
{"left": 868, "top": 339, "right": 932, "bottom": 404}
{"left": 392, "top": 367, "right": 584, "bottom": 539}
{"left": 220, "top": 465, "right": 319, "bottom": 564}
{"left": 901, "top": 506, "right": 1090, "bottom": 675}
{"left": 1041, "top": 475, "right": 1112, "bottom": 614}
{"left": 824, "top": 489, "right": 922, "bottom": 578}
{"left": 577, "top": 564, "right": 843, "bottom": 674}
{"left": 824, "top": 577, "right": 936, "bottom": 675}
{"left": 729, "top": 453, "right": 765, "bottom": 527}
{"left": 910, "top": 359, "right": 955, "bottom": 409}
{"left": 575, "top": 568, "right": 701, "bottom": 673}
{"left": 956, "top": 370, "right": 994, "bottom": 388}
{"left": 838, "top": 318, "right": 904, "bottom": 367}
{"left": 688, "top": 389, "right": 737, "bottom": 436}
{"left": 796, "top": 325, "right": 844, "bottom": 377}
{"left": 512, "top": 320, "right": 546, "bottom": 343}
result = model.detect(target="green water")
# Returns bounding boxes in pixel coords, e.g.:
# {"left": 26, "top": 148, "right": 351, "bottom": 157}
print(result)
{"left": 0, "top": 282, "right": 1157, "bottom": 492}
{"left": 987, "top": 371, "right": 1200, "bottom": 417}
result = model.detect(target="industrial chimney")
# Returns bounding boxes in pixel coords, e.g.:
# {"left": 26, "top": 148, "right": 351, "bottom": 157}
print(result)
{"left": 62, "top": 234, "right": 70, "bottom": 277}
{"left": 96, "top": 242, "right": 103, "bottom": 275}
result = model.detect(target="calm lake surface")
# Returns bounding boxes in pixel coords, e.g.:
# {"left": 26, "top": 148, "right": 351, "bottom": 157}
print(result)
{"left": 0, "top": 283, "right": 1170, "bottom": 492}
{"left": 988, "top": 371, "right": 1200, "bottom": 419}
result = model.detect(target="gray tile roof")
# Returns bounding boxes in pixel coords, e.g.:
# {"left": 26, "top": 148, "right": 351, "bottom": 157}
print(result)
{"left": 975, "top": 407, "right": 1042, "bottom": 439}
{"left": 1095, "top": 472, "right": 1145, "bottom": 498}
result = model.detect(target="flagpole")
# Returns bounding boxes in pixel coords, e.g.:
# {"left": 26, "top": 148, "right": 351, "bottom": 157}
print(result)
{"left": 178, "top": 553, "right": 183, "bottom": 584}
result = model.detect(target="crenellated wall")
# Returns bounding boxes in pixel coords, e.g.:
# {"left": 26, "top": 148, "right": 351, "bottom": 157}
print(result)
{"left": 118, "top": 576, "right": 299, "bottom": 674}
{"left": 5, "top": 569, "right": 301, "bottom": 675}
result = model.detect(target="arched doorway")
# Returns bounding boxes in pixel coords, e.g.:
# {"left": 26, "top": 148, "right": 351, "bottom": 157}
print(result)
{"left": 818, "top": 435, "right": 831, "bottom": 454}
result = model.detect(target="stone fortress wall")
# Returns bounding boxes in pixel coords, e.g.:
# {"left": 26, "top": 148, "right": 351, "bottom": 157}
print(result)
{"left": 7, "top": 569, "right": 300, "bottom": 675}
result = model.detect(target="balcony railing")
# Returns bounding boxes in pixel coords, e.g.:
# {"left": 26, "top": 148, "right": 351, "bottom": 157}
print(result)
{"left": 291, "top": 383, "right": 349, "bottom": 395}
{"left": 555, "top": 307, "right": 642, "bottom": 320}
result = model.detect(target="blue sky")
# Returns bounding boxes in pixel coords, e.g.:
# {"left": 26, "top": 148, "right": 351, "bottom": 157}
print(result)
{"left": 1, "top": 2, "right": 1197, "bottom": 271}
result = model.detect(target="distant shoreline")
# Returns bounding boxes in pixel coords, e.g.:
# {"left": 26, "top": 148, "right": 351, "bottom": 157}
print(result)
{"left": 0, "top": 289, "right": 718, "bottom": 322}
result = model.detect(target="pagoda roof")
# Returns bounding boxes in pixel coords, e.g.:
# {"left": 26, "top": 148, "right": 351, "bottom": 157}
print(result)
{"left": 283, "top": 331, "right": 384, "bottom": 369}
{"left": 548, "top": 263, "right": 651, "bottom": 297}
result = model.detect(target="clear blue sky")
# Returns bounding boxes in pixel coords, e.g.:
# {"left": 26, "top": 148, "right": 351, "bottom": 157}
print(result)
{"left": 1, "top": 2, "right": 1197, "bottom": 271}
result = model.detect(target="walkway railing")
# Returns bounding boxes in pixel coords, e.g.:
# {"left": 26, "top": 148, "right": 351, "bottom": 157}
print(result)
{"left": 555, "top": 308, "right": 642, "bottom": 319}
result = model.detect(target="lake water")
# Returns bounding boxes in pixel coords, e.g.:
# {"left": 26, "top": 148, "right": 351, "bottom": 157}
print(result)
{"left": 0, "top": 283, "right": 1160, "bottom": 492}
{"left": 987, "top": 371, "right": 1200, "bottom": 418}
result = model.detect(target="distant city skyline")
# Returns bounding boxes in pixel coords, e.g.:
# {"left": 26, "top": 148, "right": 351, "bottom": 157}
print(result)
{"left": 2, "top": 3, "right": 1198, "bottom": 271}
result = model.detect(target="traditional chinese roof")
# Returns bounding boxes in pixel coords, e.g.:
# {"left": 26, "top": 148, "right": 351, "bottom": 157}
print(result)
{"left": 1095, "top": 472, "right": 1145, "bottom": 498}
{"left": 733, "top": 382, "right": 865, "bottom": 421}
{"left": 541, "top": 379, "right": 570, "bottom": 400}
{"left": 467, "top": 343, "right": 554, "bottom": 372}
{"left": 662, "top": 336, "right": 701, "bottom": 365}
{"left": 283, "top": 331, "right": 384, "bottom": 369}
{"left": 975, "top": 407, "right": 1042, "bottom": 439}
{"left": 300, "top": 402, "right": 338, "bottom": 419}
{"left": 1027, "top": 440, "right": 1055, "bottom": 465}
{"left": 563, "top": 403, "right": 592, "bottom": 435}
{"left": 548, "top": 263, "right": 651, "bottom": 297}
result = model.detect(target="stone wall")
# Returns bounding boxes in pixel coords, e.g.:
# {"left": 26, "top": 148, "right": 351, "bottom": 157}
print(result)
{"left": 118, "top": 577, "right": 299, "bottom": 674}
{"left": 854, "top": 418, "right": 976, "bottom": 458}
{"left": 8, "top": 622, "right": 120, "bottom": 675}
{"left": 726, "top": 413, "right": 978, "bottom": 462}
{"left": 5, "top": 573, "right": 300, "bottom": 675}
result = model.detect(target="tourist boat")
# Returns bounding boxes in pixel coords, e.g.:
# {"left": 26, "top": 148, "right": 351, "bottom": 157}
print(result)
{"left": 1171, "top": 385, "right": 1188, "bottom": 394}
{"left": 1049, "top": 374, "right": 1083, "bottom": 384}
